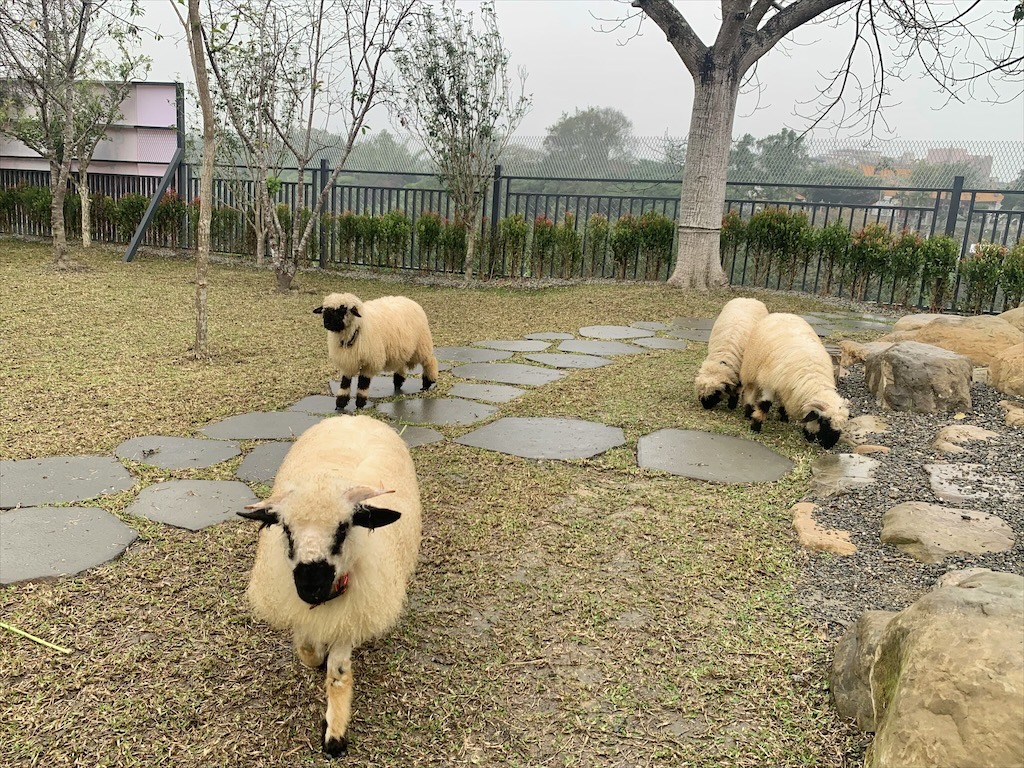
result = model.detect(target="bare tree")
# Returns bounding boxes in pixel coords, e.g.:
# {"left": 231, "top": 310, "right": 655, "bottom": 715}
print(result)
{"left": 207, "top": 0, "right": 416, "bottom": 292}
{"left": 608, "top": 0, "right": 1023, "bottom": 290}
{"left": 395, "top": 0, "right": 531, "bottom": 281}
{"left": 0, "top": 0, "right": 147, "bottom": 268}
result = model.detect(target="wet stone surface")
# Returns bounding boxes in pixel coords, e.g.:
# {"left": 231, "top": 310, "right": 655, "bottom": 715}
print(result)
{"left": 447, "top": 383, "right": 525, "bottom": 403}
{"left": 524, "top": 353, "right": 611, "bottom": 369}
{"left": 377, "top": 397, "right": 497, "bottom": 426}
{"left": 0, "top": 506, "right": 139, "bottom": 584}
{"left": 474, "top": 339, "right": 551, "bottom": 352}
{"left": 235, "top": 442, "right": 292, "bottom": 484}
{"left": 557, "top": 339, "right": 646, "bottom": 357}
{"left": 115, "top": 435, "right": 240, "bottom": 470}
{"left": 525, "top": 332, "right": 575, "bottom": 341}
{"left": 0, "top": 456, "right": 136, "bottom": 509}
{"left": 637, "top": 429, "right": 793, "bottom": 484}
{"left": 631, "top": 321, "right": 672, "bottom": 331}
{"left": 200, "top": 411, "right": 321, "bottom": 441}
{"left": 453, "top": 362, "right": 566, "bottom": 387}
{"left": 454, "top": 417, "right": 625, "bottom": 460}
{"left": 434, "top": 346, "right": 514, "bottom": 363}
{"left": 670, "top": 317, "right": 717, "bottom": 331}
{"left": 632, "top": 337, "right": 689, "bottom": 351}
{"left": 578, "top": 325, "right": 654, "bottom": 340}
{"left": 810, "top": 453, "right": 880, "bottom": 497}
{"left": 924, "top": 463, "right": 1022, "bottom": 504}
{"left": 125, "top": 479, "right": 258, "bottom": 531}
{"left": 328, "top": 375, "right": 426, "bottom": 401}
{"left": 666, "top": 327, "right": 713, "bottom": 343}
{"left": 393, "top": 425, "right": 445, "bottom": 448}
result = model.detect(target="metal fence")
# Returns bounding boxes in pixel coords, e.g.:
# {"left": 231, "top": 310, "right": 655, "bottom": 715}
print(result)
{"left": 2, "top": 164, "right": 1022, "bottom": 312}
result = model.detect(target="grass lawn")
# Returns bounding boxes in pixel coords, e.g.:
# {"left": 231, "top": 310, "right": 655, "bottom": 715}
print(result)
{"left": 1, "top": 242, "right": 864, "bottom": 767}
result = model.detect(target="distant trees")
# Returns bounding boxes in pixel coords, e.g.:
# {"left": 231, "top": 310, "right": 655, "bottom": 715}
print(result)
{"left": 542, "top": 107, "right": 633, "bottom": 171}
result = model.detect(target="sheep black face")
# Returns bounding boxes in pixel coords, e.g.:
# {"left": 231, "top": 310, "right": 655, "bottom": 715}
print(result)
{"left": 801, "top": 410, "right": 842, "bottom": 449}
{"left": 313, "top": 304, "right": 361, "bottom": 334}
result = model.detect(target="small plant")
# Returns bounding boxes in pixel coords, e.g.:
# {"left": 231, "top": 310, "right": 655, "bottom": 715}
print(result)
{"left": 920, "top": 234, "right": 960, "bottom": 312}
{"left": 961, "top": 242, "right": 1007, "bottom": 314}
{"left": 890, "top": 229, "right": 925, "bottom": 307}
{"left": 1000, "top": 240, "right": 1024, "bottom": 310}
{"left": 355, "top": 213, "right": 379, "bottom": 264}
{"left": 530, "top": 215, "right": 556, "bottom": 277}
{"left": 816, "top": 219, "right": 851, "bottom": 296}
{"left": 415, "top": 211, "right": 443, "bottom": 267}
{"left": 116, "top": 193, "right": 149, "bottom": 241}
{"left": 153, "top": 190, "right": 186, "bottom": 247}
{"left": 377, "top": 209, "right": 411, "bottom": 268}
{"left": 336, "top": 211, "right": 359, "bottom": 263}
{"left": 498, "top": 213, "right": 529, "bottom": 277}
{"left": 439, "top": 219, "right": 466, "bottom": 273}
{"left": 637, "top": 209, "right": 675, "bottom": 280}
{"left": 847, "top": 223, "right": 893, "bottom": 300}
{"left": 609, "top": 214, "right": 641, "bottom": 279}
{"left": 584, "top": 213, "right": 609, "bottom": 276}
{"left": 554, "top": 212, "right": 583, "bottom": 279}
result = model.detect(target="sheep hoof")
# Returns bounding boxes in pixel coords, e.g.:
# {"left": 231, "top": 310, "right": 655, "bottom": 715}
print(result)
{"left": 726, "top": 392, "right": 739, "bottom": 410}
{"left": 743, "top": 404, "right": 754, "bottom": 419}
{"left": 421, "top": 376, "right": 435, "bottom": 391}
{"left": 322, "top": 721, "right": 349, "bottom": 758}
{"left": 335, "top": 396, "right": 350, "bottom": 411}
{"left": 354, "top": 396, "right": 368, "bottom": 409}
{"left": 699, "top": 392, "right": 721, "bottom": 409}
{"left": 749, "top": 420, "right": 762, "bottom": 433}
{"left": 393, "top": 373, "right": 406, "bottom": 391}
{"left": 778, "top": 406, "right": 789, "bottom": 423}
{"left": 802, "top": 428, "right": 816, "bottom": 442}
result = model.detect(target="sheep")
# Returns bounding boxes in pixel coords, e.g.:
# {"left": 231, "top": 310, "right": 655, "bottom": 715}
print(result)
{"left": 738, "top": 312, "right": 850, "bottom": 449}
{"left": 237, "top": 415, "right": 422, "bottom": 758}
{"left": 694, "top": 297, "right": 770, "bottom": 409}
{"left": 313, "top": 292, "right": 439, "bottom": 410}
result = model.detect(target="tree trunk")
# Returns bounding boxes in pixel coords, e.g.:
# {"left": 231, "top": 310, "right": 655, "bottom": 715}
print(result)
{"left": 464, "top": 225, "right": 477, "bottom": 282}
{"left": 189, "top": 0, "right": 214, "bottom": 358}
{"left": 79, "top": 163, "right": 91, "bottom": 249}
{"left": 49, "top": 158, "right": 72, "bottom": 269}
{"left": 666, "top": 72, "right": 740, "bottom": 290}
{"left": 255, "top": 195, "right": 266, "bottom": 267}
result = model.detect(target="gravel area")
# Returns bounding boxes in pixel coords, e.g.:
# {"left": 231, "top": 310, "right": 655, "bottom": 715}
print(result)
{"left": 797, "top": 365, "right": 1024, "bottom": 638}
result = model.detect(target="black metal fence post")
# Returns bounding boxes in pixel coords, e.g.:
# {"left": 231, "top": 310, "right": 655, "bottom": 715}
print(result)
{"left": 944, "top": 175, "right": 965, "bottom": 237}
{"left": 319, "top": 158, "right": 329, "bottom": 268}
{"left": 489, "top": 164, "right": 502, "bottom": 272}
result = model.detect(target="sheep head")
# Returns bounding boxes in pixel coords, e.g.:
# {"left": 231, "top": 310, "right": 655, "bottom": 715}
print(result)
{"left": 800, "top": 395, "right": 850, "bottom": 450}
{"left": 313, "top": 292, "right": 364, "bottom": 335}
{"left": 239, "top": 482, "right": 400, "bottom": 606}
{"left": 694, "top": 360, "right": 739, "bottom": 410}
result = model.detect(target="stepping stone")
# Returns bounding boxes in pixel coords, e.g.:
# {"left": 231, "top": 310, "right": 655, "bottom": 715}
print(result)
{"left": 637, "top": 429, "right": 793, "bottom": 484}
{"left": 291, "top": 395, "right": 345, "bottom": 414}
{"left": 881, "top": 501, "right": 1014, "bottom": 564}
{"left": 125, "top": 479, "right": 258, "bottom": 531}
{"left": 557, "top": 340, "right": 646, "bottom": 356}
{"left": 448, "top": 383, "right": 525, "bottom": 403}
{"left": 790, "top": 502, "right": 856, "bottom": 555}
{"left": 924, "top": 463, "right": 1021, "bottom": 504}
{"left": 578, "top": 325, "right": 654, "bottom": 340}
{"left": 329, "top": 375, "right": 426, "bottom": 400}
{"left": 377, "top": 398, "right": 496, "bottom": 425}
{"left": 453, "top": 362, "right": 566, "bottom": 387}
{"left": 393, "top": 425, "right": 445, "bottom": 448}
{"left": 0, "top": 506, "right": 138, "bottom": 584}
{"left": 235, "top": 442, "right": 292, "bottom": 484}
{"left": 200, "top": 411, "right": 321, "bottom": 441}
{"left": 671, "top": 317, "right": 716, "bottom": 330}
{"left": 631, "top": 321, "right": 672, "bottom": 331}
{"left": 474, "top": 340, "right": 550, "bottom": 352}
{"left": 115, "top": 436, "right": 240, "bottom": 470}
{"left": 455, "top": 417, "right": 625, "bottom": 460}
{"left": 524, "top": 353, "right": 611, "bottom": 369}
{"left": 632, "top": 337, "right": 689, "bottom": 351}
{"left": 434, "top": 346, "right": 513, "bottom": 363}
{"left": 0, "top": 456, "right": 136, "bottom": 509}
{"left": 666, "top": 327, "right": 712, "bottom": 343}
{"left": 810, "top": 454, "right": 880, "bottom": 496}
{"left": 525, "top": 332, "right": 575, "bottom": 341}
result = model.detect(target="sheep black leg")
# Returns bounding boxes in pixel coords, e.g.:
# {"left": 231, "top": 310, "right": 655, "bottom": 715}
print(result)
{"left": 778, "top": 406, "right": 789, "bottom": 423}
{"left": 421, "top": 375, "right": 435, "bottom": 391}
{"left": 726, "top": 390, "right": 740, "bottom": 410}
{"left": 393, "top": 372, "right": 406, "bottom": 392}
{"left": 335, "top": 376, "right": 351, "bottom": 411}
{"left": 355, "top": 375, "right": 372, "bottom": 409}
{"left": 758, "top": 399, "right": 772, "bottom": 417}
{"left": 743, "top": 403, "right": 754, "bottom": 419}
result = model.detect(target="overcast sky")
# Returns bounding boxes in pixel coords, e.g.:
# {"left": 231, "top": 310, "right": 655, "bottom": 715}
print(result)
{"left": 138, "top": 0, "right": 1024, "bottom": 142}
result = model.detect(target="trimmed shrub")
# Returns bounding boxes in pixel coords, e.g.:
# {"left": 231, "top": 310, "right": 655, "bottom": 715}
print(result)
{"left": 377, "top": 209, "right": 411, "bottom": 268}
{"left": 584, "top": 213, "right": 609, "bottom": 276}
{"left": 530, "top": 215, "right": 556, "bottom": 277}
{"left": 116, "top": 194, "right": 149, "bottom": 241}
{"left": 847, "top": 223, "right": 893, "bottom": 299}
{"left": 920, "top": 234, "right": 960, "bottom": 312}
{"left": 961, "top": 242, "right": 1007, "bottom": 314}
{"left": 1000, "top": 241, "right": 1024, "bottom": 310}
{"left": 816, "top": 220, "right": 851, "bottom": 296}
{"left": 439, "top": 219, "right": 466, "bottom": 273}
{"left": 609, "top": 214, "right": 641, "bottom": 279}
{"left": 638, "top": 209, "right": 675, "bottom": 280}
{"left": 554, "top": 212, "right": 583, "bottom": 279}
{"left": 498, "top": 213, "right": 529, "bottom": 277}
{"left": 415, "top": 211, "right": 443, "bottom": 268}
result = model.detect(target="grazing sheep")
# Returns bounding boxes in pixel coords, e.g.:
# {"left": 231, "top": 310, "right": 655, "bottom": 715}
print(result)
{"left": 739, "top": 312, "right": 850, "bottom": 448}
{"left": 313, "top": 292, "right": 439, "bottom": 410}
{"left": 694, "top": 297, "right": 770, "bottom": 409}
{"left": 238, "top": 415, "right": 422, "bottom": 758}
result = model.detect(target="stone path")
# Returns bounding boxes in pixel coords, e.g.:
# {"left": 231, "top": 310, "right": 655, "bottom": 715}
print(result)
{"left": 0, "top": 314, "right": 892, "bottom": 584}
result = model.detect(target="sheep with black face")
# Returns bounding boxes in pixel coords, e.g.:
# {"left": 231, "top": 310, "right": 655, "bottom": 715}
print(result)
{"left": 313, "top": 292, "right": 439, "bottom": 410}
{"left": 238, "top": 415, "right": 422, "bottom": 758}
{"left": 694, "top": 297, "right": 769, "bottom": 409}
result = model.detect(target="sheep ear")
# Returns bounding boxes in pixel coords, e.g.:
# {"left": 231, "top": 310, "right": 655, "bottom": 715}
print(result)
{"left": 313, "top": 306, "right": 324, "bottom": 314}
{"left": 350, "top": 306, "right": 361, "bottom": 317}
{"left": 802, "top": 410, "right": 820, "bottom": 423}
{"left": 238, "top": 502, "right": 279, "bottom": 526}
{"left": 352, "top": 504, "right": 401, "bottom": 530}
{"left": 344, "top": 485, "right": 395, "bottom": 505}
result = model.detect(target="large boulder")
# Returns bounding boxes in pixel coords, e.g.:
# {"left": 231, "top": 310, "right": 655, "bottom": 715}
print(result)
{"left": 864, "top": 341, "right": 972, "bottom": 413}
{"left": 990, "top": 342, "right": 1024, "bottom": 396}
{"left": 880, "top": 501, "right": 1014, "bottom": 563}
{"left": 864, "top": 570, "right": 1024, "bottom": 768}
{"left": 999, "top": 305, "right": 1023, "bottom": 332}
{"left": 831, "top": 610, "right": 898, "bottom": 731}
{"left": 879, "top": 314, "right": 1023, "bottom": 368}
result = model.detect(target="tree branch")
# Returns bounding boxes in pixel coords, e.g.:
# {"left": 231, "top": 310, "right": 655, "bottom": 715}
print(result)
{"left": 631, "top": 0, "right": 707, "bottom": 77}
{"left": 741, "top": 0, "right": 849, "bottom": 70}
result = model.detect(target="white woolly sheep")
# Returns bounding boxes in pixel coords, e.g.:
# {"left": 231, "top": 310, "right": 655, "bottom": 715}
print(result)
{"left": 237, "top": 415, "right": 422, "bottom": 758}
{"left": 313, "top": 292, "right": 439, "bottom": 410}
{"left": 694, "top": 297, "right": 769, "bottom": 409}
{"left": 738, "top": 312, "right": 850, "bottom": 449}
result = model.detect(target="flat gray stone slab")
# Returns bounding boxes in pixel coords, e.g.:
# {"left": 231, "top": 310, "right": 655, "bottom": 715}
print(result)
{"left": 632, "top": 321, "right": 672, "bottom": 331}
{"left": 434, "top": 346, "right": 513, "bottom": 363}
{"left": 329, "top": 375, "right": 426, "bottom": 401}
{"left": 526, "top": 332, "right": 575, "bottom": 341}
{"left": 881, "top": 501, "right": 1014, "bottom": 564}
{"left": 453, "top": 362, "right": 567, "bottom": 386}
{"left": 578, "top": 325, "right": 654, "bottom": 340}
{"left": 448, "top": 383, "right": 525, "bottom": 403}
{"left": 665, "top": 327, "right": 713, "bottom": 343}
{"left": 524, "top": 352, "right": 612, "bottom": 369}
{"left": 671, "top": 317, "right": 716, "bottom": 331}
{"left": 377, "top": 397, "right": 496, "bottom": 425}
{"left": 126, "top": 480, "right": 258, "bottom": 531}
{"left": 637, "top": 429, "right": 793, "bottom": 484}
{"left": 200, "top": 411, "right": 321, "bottom": 441}
{"left": 455, "top": 417, "right": 625, "bottom": 460}
{"left": 291, "top": 395, "right": 346, "bottom": 414}
{"left": 557, "top": 339, "right": 646, "bottom": 356}
{"left": 235, "top": 442, "right": 292, "bottom": 484}
{"left": 0, "top": 507, "right": 138, "bottom": 583}
{"left": 632, "top": 337, "right": 689, "bottom": 351}
{"left": 0, "top": 456, "right": 136, "bottom": 509}
{"left": 115, "top": 436, "right": 240, "bottom": 470}
{"left": 394, "top": 425, "right": 445, "bottom": 448}
{"left": 924, "top": 463, "right": 1021, "bottom": 504}
{"left": 474, "top": 339, "right": 551, "bottom": 352}
{"left": 811, "top": 454, "right": 880, "bottom": 497}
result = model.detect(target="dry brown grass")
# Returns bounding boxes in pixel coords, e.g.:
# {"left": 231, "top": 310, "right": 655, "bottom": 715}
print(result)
{"left": 1, "top": 241, "right": 863, "bottom": 767}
